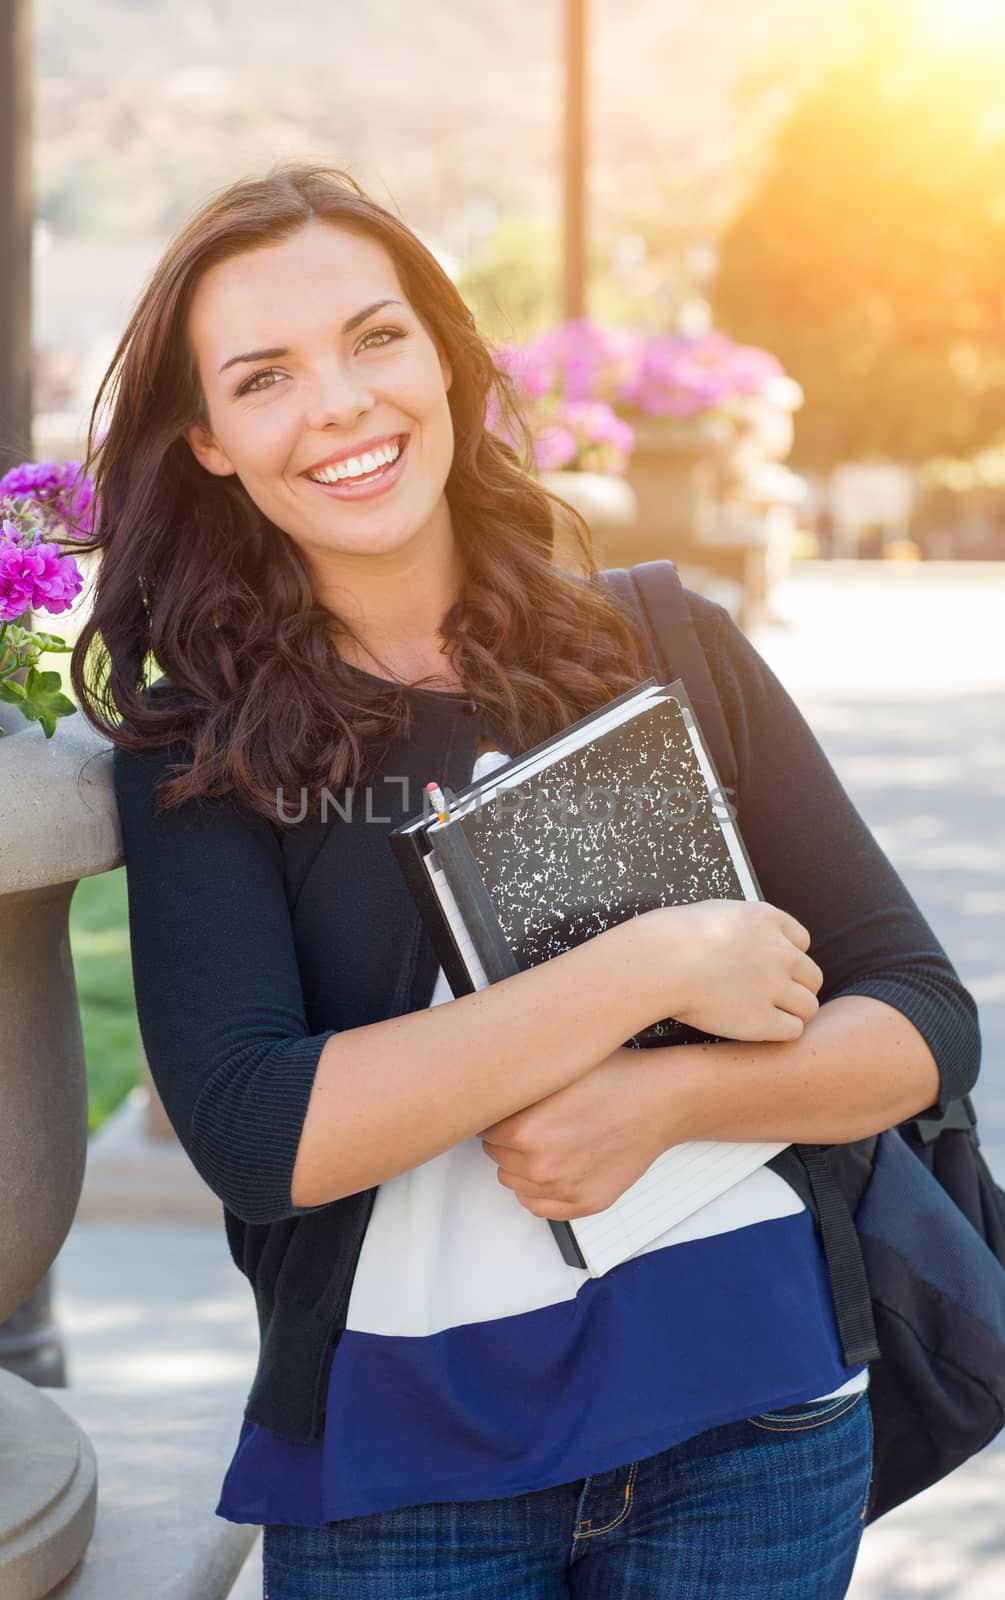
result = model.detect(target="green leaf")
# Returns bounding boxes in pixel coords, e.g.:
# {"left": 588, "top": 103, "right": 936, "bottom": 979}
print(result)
{"left": 16, "top": 667, "right": 78, "bottom": 731}
{"left": 0, "top": 678, "right": 27, "bottom": 701}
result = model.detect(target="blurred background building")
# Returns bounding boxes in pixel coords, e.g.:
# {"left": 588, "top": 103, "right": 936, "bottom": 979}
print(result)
{"left": 21, "top": 0, "right": 1005, "bottom": 570}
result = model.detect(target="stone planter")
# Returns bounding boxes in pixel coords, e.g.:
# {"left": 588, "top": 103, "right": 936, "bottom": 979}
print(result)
{"left": 0, "top": 702, "right": 120, "bottom": 1597}
{"left": 537, "top": 469, "right": 638, "bottom": 569}
{"left": 602, "top": 414, "right": 802, "bottom": 629}
{"left": 615, "top": 417, "right": 740, "bottom": 569}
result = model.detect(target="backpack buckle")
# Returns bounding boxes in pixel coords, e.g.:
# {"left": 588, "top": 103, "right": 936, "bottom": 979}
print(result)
{"left": 908, "top": 1093, "right": 977, "bottom": 1145}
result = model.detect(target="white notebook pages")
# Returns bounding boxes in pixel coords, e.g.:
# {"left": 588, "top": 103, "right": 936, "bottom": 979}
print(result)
{"left": 553, "top": 1140, "right": 789, "bottom": 1278}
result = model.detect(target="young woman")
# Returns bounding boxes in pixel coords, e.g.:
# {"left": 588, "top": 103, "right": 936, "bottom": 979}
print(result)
{"left": 71, "top": 163, "right": 980, "bottom": 1599}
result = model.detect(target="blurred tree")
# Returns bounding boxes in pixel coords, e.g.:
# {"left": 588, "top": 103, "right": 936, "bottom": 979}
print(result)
{"left": 454, "top": 217, "right": 563, "bottom": 345}
{"left": 455, "top": 210, "right": 722, "bottom": 347}
{"left": 712, "top": 0, "right": 1005, "bottom": 469}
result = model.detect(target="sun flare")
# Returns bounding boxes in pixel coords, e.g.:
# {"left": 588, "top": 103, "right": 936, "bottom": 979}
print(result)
{"left": 921, "top": 0, "right": 1005, "bottom": 45}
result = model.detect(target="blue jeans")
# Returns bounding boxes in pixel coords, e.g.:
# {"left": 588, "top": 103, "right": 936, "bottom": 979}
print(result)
{"left": 262, "top": 1388, "right": 872, "bottom": 1599}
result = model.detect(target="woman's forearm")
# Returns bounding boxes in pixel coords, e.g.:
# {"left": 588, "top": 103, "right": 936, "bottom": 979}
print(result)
{"left": 474, "top": 997, "right": 942, "bottom": 1223}
{"left": 666, "top": 994, "right": 943, "bottom": 1147}
{"left": 291, "top": 910, "right": 681, "bottom": 1209}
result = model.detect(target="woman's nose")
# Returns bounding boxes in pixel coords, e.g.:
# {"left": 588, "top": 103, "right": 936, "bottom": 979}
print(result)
{"left": 303, "top": 361, "right": 375, "bottom": 431}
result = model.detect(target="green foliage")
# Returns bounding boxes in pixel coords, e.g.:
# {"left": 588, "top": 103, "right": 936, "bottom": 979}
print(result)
{"left": 455, "top": 217, "right": 563, "bottom": 345}
{"left": 0, "top": 668, "right": 77, "bottom": 738}
{"left": 37, "top": 162, "right": 116, "bottom": 234}
{"left": 455, "top": 213, "right": 716, "bottom": 349}
{"left": 712, "top": 7, "right": 1005, "bottom": 468}
{"left": 68, "top": 868, "right": 142, "bottom": 1135}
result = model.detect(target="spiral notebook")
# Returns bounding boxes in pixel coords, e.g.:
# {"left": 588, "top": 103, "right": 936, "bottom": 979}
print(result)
{"left": 390, "top": 677, "right": 789, "bottom": 1277}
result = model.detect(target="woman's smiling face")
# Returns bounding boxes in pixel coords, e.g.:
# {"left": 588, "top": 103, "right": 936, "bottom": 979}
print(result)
{"left": 185, "top": 220, "right": 455, "bottom": 569}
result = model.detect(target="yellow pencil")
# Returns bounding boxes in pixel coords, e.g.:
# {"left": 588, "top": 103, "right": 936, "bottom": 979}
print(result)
{"left": 426, "top": 781, "right": 449, "bottom": 824}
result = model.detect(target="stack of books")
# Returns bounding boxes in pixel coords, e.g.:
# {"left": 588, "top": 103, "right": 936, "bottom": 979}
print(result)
{"left": 390, "top": 678, "right": 788, "bottom": 1278}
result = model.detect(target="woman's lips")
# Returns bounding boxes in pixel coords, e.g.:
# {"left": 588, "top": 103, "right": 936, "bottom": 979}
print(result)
{"left": 303, "top": 435, "right": 409, "bottom": 501}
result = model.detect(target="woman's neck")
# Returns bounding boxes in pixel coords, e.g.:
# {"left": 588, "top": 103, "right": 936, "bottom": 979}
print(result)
{"left": 339, "top": 641, "right": 466, "bottom": 692}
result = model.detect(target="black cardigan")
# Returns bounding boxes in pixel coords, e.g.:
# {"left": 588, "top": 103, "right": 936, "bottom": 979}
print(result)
{"left": 112, "top": 588, "right": 981, "bottom": 1443}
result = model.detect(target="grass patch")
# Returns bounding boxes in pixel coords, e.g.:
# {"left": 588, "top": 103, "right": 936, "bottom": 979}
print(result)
{"left": 68, "top": 866, "right": 142, "bottom": 1135}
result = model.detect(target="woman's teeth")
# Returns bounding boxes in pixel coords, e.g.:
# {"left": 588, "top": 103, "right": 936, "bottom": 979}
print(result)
{"left": 307, "top": 438, "right": 402, "bottom": 485}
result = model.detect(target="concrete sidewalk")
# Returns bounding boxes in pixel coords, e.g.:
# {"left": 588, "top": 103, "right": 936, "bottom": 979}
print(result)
{"left": 49, "top": 1220, "right": 264, "bottom": 1599}
{"left": 758, "top": 561, "right": 1005, "bottom": 1597}
{"left": 46, "top": 560, "right": 1005, "bottom": 1598}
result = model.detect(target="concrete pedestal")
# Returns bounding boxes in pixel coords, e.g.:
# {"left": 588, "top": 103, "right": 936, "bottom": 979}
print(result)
{"left": 0, "top": 1371, "right": 96, "bottom": 1600}
{"left": 39, "top": 1387, "right": 256, "bottom": 1599}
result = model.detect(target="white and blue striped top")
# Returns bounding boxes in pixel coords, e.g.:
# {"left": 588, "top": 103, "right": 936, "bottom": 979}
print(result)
{"left": 215, "top": 746, "right": 868, "bottom": 1527}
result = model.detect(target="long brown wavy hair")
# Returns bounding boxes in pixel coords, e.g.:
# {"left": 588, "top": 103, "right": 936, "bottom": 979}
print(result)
{"left": 70, "top": 162, "right": 652, "bottom": 821}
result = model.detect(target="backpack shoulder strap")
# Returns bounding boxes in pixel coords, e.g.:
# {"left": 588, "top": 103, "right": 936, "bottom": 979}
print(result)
{"left": 600, "top": 560, "right": 737, "bottom": 798}
{"left": 601, "top": 560, "right": 880, "bottom": 1367}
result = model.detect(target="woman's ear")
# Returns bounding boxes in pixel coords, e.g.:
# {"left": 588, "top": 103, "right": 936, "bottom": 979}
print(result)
{"left": 438, "top": 347, "right": 453, "bottom": 394}
{"left": 185, "top": 421, "right": 237, "bottom": 478}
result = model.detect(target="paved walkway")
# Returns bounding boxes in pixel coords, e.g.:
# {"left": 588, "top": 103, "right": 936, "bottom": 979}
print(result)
{"left": 47, "top": 559, "right": 1005, "bottom": 1598}
{"left": 750, "top": 561, "right": 1005, "bottom": 1597}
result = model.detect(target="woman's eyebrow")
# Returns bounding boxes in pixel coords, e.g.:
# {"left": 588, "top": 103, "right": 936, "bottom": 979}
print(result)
{"left": 217, "top": 299, "right": 405, "bottom": 375}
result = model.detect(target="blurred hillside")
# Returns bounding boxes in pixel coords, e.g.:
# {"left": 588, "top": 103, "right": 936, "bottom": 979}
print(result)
{"left": 33, "top": 0, "right": 856, "bottom": 436}
{"left": 35, "top": 0, "right": 847, "bottom": 256}
{"left": 35, "top": 0, "right": 1005, "bottom": 556}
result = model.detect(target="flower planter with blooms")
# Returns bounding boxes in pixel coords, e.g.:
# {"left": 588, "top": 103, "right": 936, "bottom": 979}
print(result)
{"left": 488, "top": 319, "right": 803, "bottom": 585}
{"left": 489, "top": 318, "right": 802, "bottom": 469}
{"left": 0, "top": 461, "right": 91, "bottom": 737}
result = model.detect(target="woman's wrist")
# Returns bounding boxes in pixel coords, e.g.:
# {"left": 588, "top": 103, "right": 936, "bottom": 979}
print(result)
{"left": 610, "top": 908, "right": 696, "bottom": 1039}
{"left": 628, "top": 1043, "right": 711, "bottom": 1148}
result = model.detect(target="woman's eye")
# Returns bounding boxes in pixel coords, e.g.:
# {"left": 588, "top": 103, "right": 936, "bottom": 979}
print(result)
{"left": 358, "top": 326, "right": 406, "bottom": 352}
{"left": 236, "top": 369, "right": 283, "bottom": 397}
{"left": 233, "top": 328, "right": 404, "bottom": 396}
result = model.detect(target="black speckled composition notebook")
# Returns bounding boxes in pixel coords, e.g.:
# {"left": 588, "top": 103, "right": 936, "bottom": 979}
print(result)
{"left": 390, "top": 676, "right": 789, "bottom": 1276}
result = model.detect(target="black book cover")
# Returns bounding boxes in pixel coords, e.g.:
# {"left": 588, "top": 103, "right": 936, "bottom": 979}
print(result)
{"left": 391, "top": 678, "right": 763, "bottom": 1052}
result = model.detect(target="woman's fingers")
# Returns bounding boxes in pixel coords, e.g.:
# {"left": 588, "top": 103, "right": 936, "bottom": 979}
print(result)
{"left": 792, "top": 950, "right": 825, "bottom": 994}
{"left": 776, "top": 910, "right": 812, "bottom": 952}
{"left": 768, "top": 1008, "right": 805, "bottom": 1041}
{"left": 778, "top": 979, "right": 821, "bottom": 1023}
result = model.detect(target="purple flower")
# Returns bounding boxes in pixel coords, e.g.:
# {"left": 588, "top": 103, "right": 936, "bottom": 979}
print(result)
{"left": 530, "top": 400, "right": 636, "bottom": 474}
{"left": 606, "top": 331, "right": 790, "bottom": 423}
{"left": 721, "top": 346, "right": 784, "bottom": 395}
{"left": 490, "top": 321, "right": 795, "bottom": 460}
{"left": 0, "top": 459, "right": 97, "bottom": 539}
{"left": 495, "top": 320, "right": 634, "bottom": 409}
{"left": 493, "top": 343, "right": 555, "bottom": 401}
{"left": 0, "top": 525, "right": 84, "bottom": 621}
{"left": 533, "top": 424, "right": 579, "bottom": 471}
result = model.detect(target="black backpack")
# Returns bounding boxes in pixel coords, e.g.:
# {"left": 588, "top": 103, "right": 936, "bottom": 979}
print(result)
{"left": 601, "top": 558, "right": 1005, "bottom": 1522}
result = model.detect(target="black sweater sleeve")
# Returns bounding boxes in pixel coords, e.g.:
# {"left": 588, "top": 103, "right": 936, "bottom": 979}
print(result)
{"left": 692, "top": 595, "right": 981, "bottom": 1121}
{"left": 113, "top": 741, "right": 339, "bottom": 1225}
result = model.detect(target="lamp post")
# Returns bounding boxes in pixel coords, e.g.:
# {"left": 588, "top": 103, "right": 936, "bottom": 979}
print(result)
{"left": 0, "top": 0, "right": 34, "bottom": 660}
{"left": 563, "top": 0, "right": 587, "bottom": 322}
{"left": 0, "top": 0, "right": 70, "bottom": 1464}
{"left": 0, "top": 0, "right": 33, "bottom": 474}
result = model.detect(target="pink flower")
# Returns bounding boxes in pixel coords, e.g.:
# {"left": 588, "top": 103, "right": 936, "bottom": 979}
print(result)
{"left": 0, "top": 526, "right": 84, "bottom": 621}
{"left": 490, "top": 320, "right": 794, "bottom": 464}
{"left": 533, "top": 424, "right": 579, "bottom": 471}
{"left": 494, "top": 321, "right": 634, "bottom": 410}
{"left": 527, "top": 401, "right": 636, "bottom": 474}
{"left": 0, "top": 459, "right": 97, "bottom": 539}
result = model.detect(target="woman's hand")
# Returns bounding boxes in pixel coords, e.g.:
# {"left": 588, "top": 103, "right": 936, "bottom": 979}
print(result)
{"left": 478, "top": 1047, "right": 698, "bottom": 1222}
{"left": 633, "top": 900, "right": 824, "bottom": 1042}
